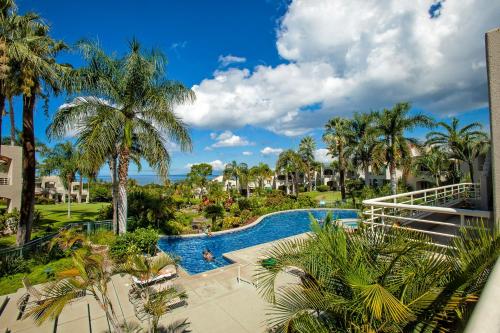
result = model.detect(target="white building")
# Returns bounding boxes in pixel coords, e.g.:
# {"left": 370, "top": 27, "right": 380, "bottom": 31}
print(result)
{"left": 35, "top": 175, "right": 90, "bottom": 203}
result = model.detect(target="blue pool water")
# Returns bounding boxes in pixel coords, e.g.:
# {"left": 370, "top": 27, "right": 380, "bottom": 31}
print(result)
{"left": 158, "top": 209, "right": 358, "bottom": 275}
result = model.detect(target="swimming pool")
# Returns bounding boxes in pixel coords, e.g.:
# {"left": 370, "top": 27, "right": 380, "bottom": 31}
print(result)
{"left": 158, "top": 209, "right": 358, "bottom": 275}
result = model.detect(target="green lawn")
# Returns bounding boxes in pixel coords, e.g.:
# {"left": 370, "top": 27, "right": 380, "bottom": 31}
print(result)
{"left": 300, "top": 191, "right": 342, "bottom": 203}
{"left": 0, "top": 202, "right": 110, "bottom": 249}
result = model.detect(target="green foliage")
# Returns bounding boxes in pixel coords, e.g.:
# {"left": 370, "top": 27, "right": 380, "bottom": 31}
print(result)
{"left": 35, "top": 197, "right": 56, "bottom": 205}
{"left": 237, "top": 198, "right": 252, "bottom": 211}
{"left": 88, "top": 230, "right": 116, "bottom": 246}
{"left": 239, "top": 209, "right": 253, "bottom": 224}
{"left": 204, "top": 204, "right": 224, "bottom": 226}
{"left": 110, "top": 228, "right": 159, "bottom": 262}
{"left": 316, "top": 185, "right": 329, "bottom": 192}
{"left": 229, "top": 203, "right": 241, "bottom": 216}
{"left": 96, "top": 204, "right": 113, "bottom": 220}
{"left": 0, "top": 208, "right": 19, "bottom": 234}
{"left": 127, "top": 189, "right": 175, "bottom": 232}
{"left": 222, "top": 216, "right": 241, "bottom": 229}
{"left": 0, "top": 256, "right": 31, "bottom": 277}
{"left": 90, "top": 183, "right": 112, "bottom": 202}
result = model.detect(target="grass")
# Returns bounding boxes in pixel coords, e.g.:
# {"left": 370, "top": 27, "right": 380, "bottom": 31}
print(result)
{"left": 300, "top": 191, "right": 343, "bottom": 202}
{"left": 0, "top": 202, "right": 110, "bottom": 249}
{"left": 0, "top": 257, "right": 74, "bottom": 295}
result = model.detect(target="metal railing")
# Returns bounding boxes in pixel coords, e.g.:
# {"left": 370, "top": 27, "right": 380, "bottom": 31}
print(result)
{"left": 0, "top": 220, "right": 114, "bottom": 260}
{"left": 0, "top": 177, "right": 9, "bottom": 185}
{"left": 362, "top": 183, "right": 491, "bottom": 244}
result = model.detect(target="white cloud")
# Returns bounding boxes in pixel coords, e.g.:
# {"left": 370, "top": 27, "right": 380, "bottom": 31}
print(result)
{"left": 209, "top": 130, "right": 254, "bottom": 148}
{"left": 186, "top": 160, "right": 226, "bottom": 171}
{"left": 261, "top": 147, "right": 283, "bottom": 156}
{"left": 176, "top": 0, "right": 498, "bottom": 136}
{"left": 242, "top": 151, "right": 253, "bottom": 156}
{"left": 314, "top": 148, "right": 333, "bottom": 164}
{"left": 218, "top": 54, "right": 247, "bottom": 67}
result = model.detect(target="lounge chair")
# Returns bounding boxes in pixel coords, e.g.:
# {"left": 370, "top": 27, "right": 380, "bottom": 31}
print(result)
{"left": 132, "top": 265, "right": 177, "bottom": 286}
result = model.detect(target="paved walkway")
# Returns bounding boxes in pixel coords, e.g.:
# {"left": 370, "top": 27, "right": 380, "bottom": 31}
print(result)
{"left": 0, "top": 235, "right": 304, "bottom": 333}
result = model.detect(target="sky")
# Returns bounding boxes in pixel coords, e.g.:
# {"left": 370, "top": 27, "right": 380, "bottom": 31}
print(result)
{"left": 10, "top": 0, "right": 498, "bottom": 176}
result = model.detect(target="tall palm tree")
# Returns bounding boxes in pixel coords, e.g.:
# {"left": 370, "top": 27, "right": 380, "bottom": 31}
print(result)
{"left": 374, "top": 103, "right": 434, "bottom": 195}
{"left": 8, "top": 8, "right": 69, "bottom": 245}
{"left": 47, "top": 40, "right": 193, "bottom": 234}
{"left": 426, "top": 118, "right": 489, "bottom": 183}
{"left": 250, "top": 162, "right": 273, "bottom": 192}
{"left": 298, "top": 136, "right": 316, "bottom": 192}
{"left": 223, "top": 161, "right": 247, "bottom": 195}
{"left": 256, "top": 218, "right": 500, "bottom": 332}
{"left": 276, "top": 150, "right": 302, "bottom": 195}
{"left": 323, "top": 117, "right": 351, "bottom": 200}
{"left": 346, "top": 112, "right": 381, "bottom": 186}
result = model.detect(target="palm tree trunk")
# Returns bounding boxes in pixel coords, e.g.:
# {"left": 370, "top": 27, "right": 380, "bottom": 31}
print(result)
{"left": 468, "top": 161, "right": 475, "bottom": 183}
{"left": 390, "top": 161, "right": 397, "bottom": 195}
{"left": 285, "top": 172, "right": 289, "bottom": 195}
{"left": 117, "top": 148, "right": 130, "bottom": 234}
{"left": 291, "top": 174, "right": 296, "bottom": 195}
{"left": 17, "top": 91, "right": 37, "bottom": 246}
{"left": 0, "top": 94, "right": 4, "bottom": 154}
{"left": 67, "top": 176, "right": 72, "bottom": 218}
{"left": 339, "top": 168, "right": 346, "bottom": 200}
{"left": 8, "top": 96, "right": 14, "bottom": 146}
{"left": 364, "top": 164, "right": 370, "bottom": 186}
{"left": 308, "top": 164, "right": 312, "bottom": 192}
{"left": 79, "top": 173, "right": 83, "bottom": 203}
{"left": 109, "top": 157, "right": 118, "bottom": 233}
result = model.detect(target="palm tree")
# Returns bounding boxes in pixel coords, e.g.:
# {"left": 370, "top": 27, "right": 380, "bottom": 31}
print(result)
{"left": 223, "top": 161, "right": 247, "bottom": 195}
{"left": 256, "top": 219, "right": 500, "bottom": 332}
{"left": 9, "top": 9, "right": 69, "bottom": 245}
{"left": 249, "top": 163, "right": 273, "bottom": 192}
{"left": 323, "top": 117, "right": 351, "bottom": 200}
{"left": 374, "top": 103, "right": 434, "bottom": 195}
{"left": 47, "top": 40, "right": 193, "bottom": 234}
{"left": 415, "top": 146, "right": 450, "bottom": 186}
{"left": 426, "top": 117, "right": 489, "bottom": 183}
{"left": 298, "top": 136, "right": 316, "bottom": 192}
{"left": 40, "top": 142, "right": 80, "bottom": 217}
{"left": 346, "top": 112, "right": 382, "bottom": 186}
{"left": 276, "top": 150, "right": 302, "bottom": 195}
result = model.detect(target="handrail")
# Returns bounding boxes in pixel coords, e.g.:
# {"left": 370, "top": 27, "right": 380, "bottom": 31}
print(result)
{"left": 363, "top": 183, "right": 478, "bottom": 204}
{"left": 363, "top": 201, "right": 491, "bottom": 218}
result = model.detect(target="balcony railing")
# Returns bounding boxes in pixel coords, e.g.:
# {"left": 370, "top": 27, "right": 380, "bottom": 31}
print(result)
{"left": 0, "top": 177, "right": 9, "bottom": 185}
{"left": 362, "top": 183, "right": 491, "bottom": 246}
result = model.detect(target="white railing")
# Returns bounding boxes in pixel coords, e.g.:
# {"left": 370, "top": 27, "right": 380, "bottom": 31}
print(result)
{"left": 0, "top": 177, "right": 9, "bottom": 185}
{"left": 362, "top": 183, "right": 491, "bottom": 245}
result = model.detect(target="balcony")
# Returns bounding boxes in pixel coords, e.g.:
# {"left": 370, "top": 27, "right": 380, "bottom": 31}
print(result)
{"left": 362, "top": 183, "right": 491, "bottom": 246}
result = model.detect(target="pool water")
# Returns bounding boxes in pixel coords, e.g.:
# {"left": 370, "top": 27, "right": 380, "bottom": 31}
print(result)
{"left": 158, "top": 209, "right": 358, "bottom": 275}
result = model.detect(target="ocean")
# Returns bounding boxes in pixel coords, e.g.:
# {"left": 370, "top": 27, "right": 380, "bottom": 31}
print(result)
{"left": 96, "top": 174, "right": 218, "bottom": 185}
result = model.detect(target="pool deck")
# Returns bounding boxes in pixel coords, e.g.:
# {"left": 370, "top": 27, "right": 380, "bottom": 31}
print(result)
{"left": 0, "top": 234, "right": 306, "bottom": 333}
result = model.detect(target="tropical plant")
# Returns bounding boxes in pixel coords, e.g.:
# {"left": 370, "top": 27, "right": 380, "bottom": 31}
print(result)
{"left": 426, "top": 118, "right": 489, "bottom": 183}
{"left": 187, "top": 163, "right": 212, "bottom": 198}
{"left": 256, "top": 221, "right": 499, "bottom": 333}
{"left": 374, "top": 103, "right": 434, "bottom": 194}
{"left": 223, "top": 161, "right": 248, "bottom": 195}
{"left": 1, "top": 1, "right": 70, "bottom": 245}
{"left": 204, "top": 204, "right": 224, "bottom": 228}
{"left": 415, "top": 147, "right": 450, "bottom": 186}
{"left": 298, "top": 136, "right": 316, "bottom": 192}
{"left": 323, "top": 117, "right": 351, "bottom": 200}
{"left": 249, "top": 163, "right": 273, "bottom": 192}
{"left": 47, "top": 40, "right": 194, "bottom": 234}
{"left": 276, "top": 150, "right": 303, "bottom": 196}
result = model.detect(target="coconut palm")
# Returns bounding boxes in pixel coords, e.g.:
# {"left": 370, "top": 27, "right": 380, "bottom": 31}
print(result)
{"left": 223, "top": 161, "right": 247, "bottom": 195}
{"left": 256, "top": 220, "right": 499, "bottom": 333}
{"left": 374, "top": 103, "right": 434, "bottom": 195}
{"left": 415, "top": 147, "right": 450, "bottom": 186}
{"left": 47, "top": 40, "right": 193, "bottom": 234}
{"left": 298, "top": 136, "right": 316, "bottom": 192}
{"left": 426, "top": 118, "right": 489, "bottom": 183}
{"left": 323, "top": 117, "right": 351, "bottom": 200}
{"left": 250, "top": 162, "right": 273, "bottom": 192}
{"left": 276, "top": 150, "right": 303, "bottom": 196}
{"left": 346, "top": 112, "right": 382, "bottom": 186}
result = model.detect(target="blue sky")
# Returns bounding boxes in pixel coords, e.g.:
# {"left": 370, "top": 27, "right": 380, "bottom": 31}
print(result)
{"left": 11, "top": 0, "right": 495, "bottom": 176}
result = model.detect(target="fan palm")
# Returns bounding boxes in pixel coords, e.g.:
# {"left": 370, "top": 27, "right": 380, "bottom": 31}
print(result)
{"left": 374, "top": 103, "right": 434, "bottom": 194}
{"left": 426, "top": 118, "right": 489, "bottom": 183}
{"left": 256, "top": 221, "right": 499, "bottom": 333}
{"left": 323, "top": 117, "right": 351, "bottom": 200}
{"left": 47, "top": 40, "right": 194, "bottom": 234}
{"left": 298, "top": 136, "right": 316, "bottom": 192}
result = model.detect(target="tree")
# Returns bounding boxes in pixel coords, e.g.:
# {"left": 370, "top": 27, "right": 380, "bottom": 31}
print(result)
{"left": 187, "top": 163, "right": 212, "bottom": 198}
{"left": 47, "top": 40, "right": 193, "bottom": 234}
{"left": 9, "top": 7, "right": 69, "bottom": 245}
{"left": 223, "top": 161, "right": 247, "bottom": 195}
{"left": 276, "top": 150, "right": 303, "bottom": 196}
{"left": 346, "top": 112, "right": 382, "bottom": 186}
{"left": 374, "top": 103, "right": 434, "bottom": 195}
{"left": 323, "top": 117, "right": 351, "bottom": 200}
{"left": 204, "top": 204, "right": 224, "bottom": 228}
{"left": 249, "top": 163, "right": 273, "bottom": 192}
{"left": 426, "top": 117, "right": 489, "bottom": 183}
{"left": 40, "top": 142, "right": 80, "bottom": 217}
{"left": 415, "top": 146, "right": 449, "bottom": 186}
{"left": 298, "top": 136, "right": 316, "bottom": 192}
{"left": 256, "top": 218, "right": 500, "bottom": 332}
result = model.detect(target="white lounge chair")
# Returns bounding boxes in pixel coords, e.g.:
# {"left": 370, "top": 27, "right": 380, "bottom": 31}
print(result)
{"left": 132, "top": 265, "right": 177, "bottom": 286}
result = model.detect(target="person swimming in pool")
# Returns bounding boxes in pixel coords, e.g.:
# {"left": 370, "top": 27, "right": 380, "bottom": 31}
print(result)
{"left": 203, "top": 249, "right": 214, "bottom": 262}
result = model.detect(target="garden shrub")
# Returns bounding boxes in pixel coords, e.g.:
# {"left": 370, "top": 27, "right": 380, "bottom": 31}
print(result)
{"left": 88, "top": 230, "right": 116, "bottom": 246}
{"left": 90, "top": 184, "right": 112, "bottom": 202}
{"left": 317, "top": 185, "right": 329, "bottom": 192}
{"left": 229, "top": 203, "right": 240, "bottom": 216}
{"left": 0, "top": 256, "right": 31, "bottom": 277}
{"left": 35, "top": 196, "right": 55, "bottom": 205}
{"left": 222, "top": 216, "right": 240, "bottom": 229}
{"left": 96, "top": 204, "right": 113, "bottom": 220}
{"left": 110, "top": 228, "right": 159, "bottom": 262}
{"left": 239, "top": 209, "right": 253, "bottom": 224}
{"left": 237, "top": 198, "right": 252, "bottom": 211}
{"left": 296, "top": 195, "right": 316, "bottom": 208}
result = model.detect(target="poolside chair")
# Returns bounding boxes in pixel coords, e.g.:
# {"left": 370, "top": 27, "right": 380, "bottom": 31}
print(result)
{"left": 132, "top": 265, "right": 177, "bottom": 287}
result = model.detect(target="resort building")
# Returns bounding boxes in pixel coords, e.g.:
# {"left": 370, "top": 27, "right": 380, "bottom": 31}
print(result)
{"left": 0, "top": 145, "right": 22, "bottom": 212}
{"left": 35, "top": 176, "right": 90, "bottom": 203}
